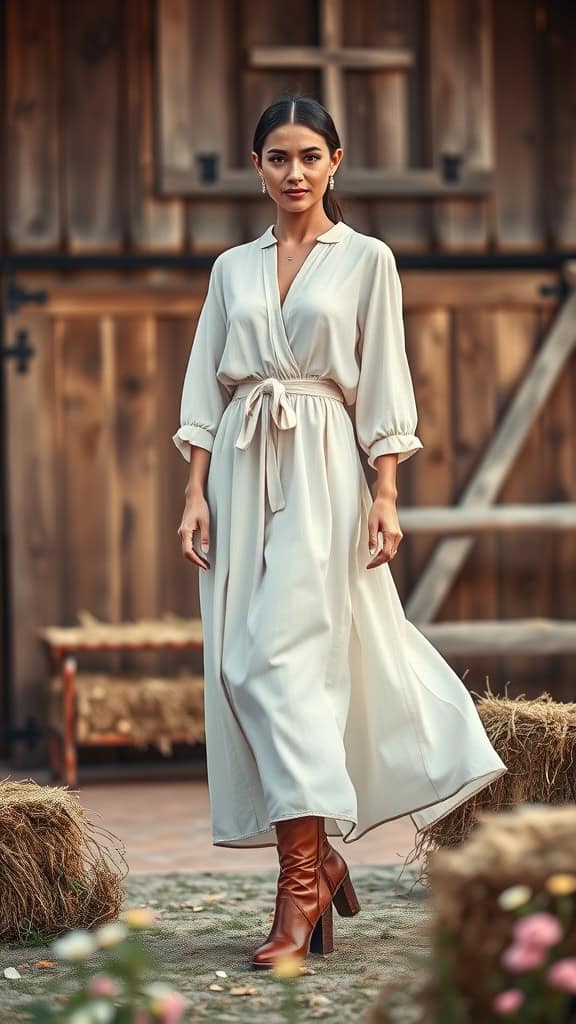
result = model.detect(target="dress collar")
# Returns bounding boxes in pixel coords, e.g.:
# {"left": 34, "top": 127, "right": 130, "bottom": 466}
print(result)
{"left": 257, "top": 220, "right": 350, "bottom": 248}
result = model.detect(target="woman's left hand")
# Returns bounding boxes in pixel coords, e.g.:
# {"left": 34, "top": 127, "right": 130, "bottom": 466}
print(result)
{"left": 366, "top": 495, "right": 403, "bottom": 569}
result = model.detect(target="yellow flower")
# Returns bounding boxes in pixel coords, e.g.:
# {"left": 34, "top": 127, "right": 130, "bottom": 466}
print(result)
{"left": 272, "top": 953, "right": 304, "bottom": 979}
{"left": 119, "top": 907, "right": 157, "bottom": 929}
{"left": 497, "top": 885, "right": 533, "bottom": 910}
{"left": 546, "top": 874, "right": 576, "bottom": 895}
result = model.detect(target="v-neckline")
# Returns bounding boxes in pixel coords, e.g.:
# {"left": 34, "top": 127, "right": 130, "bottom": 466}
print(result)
{"left": 275, "top": 238, "right": 321, "bottom": 314}
{"left": 260, "top": 220, "right": 349, "bottom": 376}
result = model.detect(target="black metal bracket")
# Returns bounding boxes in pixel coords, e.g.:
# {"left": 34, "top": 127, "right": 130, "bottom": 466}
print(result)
{"left": 5, "top": 276, "right": 48, "bottom": 314}
{"left": 539, "top": 278, "right": 570, "bottom": 300}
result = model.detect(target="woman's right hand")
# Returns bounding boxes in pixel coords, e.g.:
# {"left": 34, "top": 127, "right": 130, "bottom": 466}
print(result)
{"left": 177, "top": 491, "right": 211, "bottom": 569}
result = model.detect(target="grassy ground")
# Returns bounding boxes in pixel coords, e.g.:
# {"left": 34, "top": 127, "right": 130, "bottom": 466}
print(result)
{"left": 0, "top": 864, "right": 430, "bottom": 1022}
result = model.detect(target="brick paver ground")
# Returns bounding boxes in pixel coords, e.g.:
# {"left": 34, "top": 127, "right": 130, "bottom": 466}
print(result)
{"left": 78, "top": 779, "right": 418, "bottom": 874}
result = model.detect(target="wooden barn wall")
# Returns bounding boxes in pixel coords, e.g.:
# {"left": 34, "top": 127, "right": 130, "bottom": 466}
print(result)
{"left": 2, "top": 0, "right": 576, "bottom": 253}
{"left": 4, "top": 271, "right": 575, "bottom": 739}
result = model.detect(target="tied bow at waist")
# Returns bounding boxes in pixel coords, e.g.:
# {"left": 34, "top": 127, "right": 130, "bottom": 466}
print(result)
{"left": 233, "top": 377, "right": 345, "bottom": 513}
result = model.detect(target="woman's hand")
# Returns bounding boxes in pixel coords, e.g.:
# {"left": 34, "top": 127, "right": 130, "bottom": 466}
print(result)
{"left": 178, "top": 489, "right": 211, "bottom": 570}
{"left": 366, "top": 495, "right": 403, "bottom": 569}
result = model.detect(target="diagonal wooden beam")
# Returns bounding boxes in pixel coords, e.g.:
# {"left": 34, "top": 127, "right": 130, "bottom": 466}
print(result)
{"left": 406, "top": 287, "right": 576, "bottom": 622}
{"left": 419, "top": 619, "right": 576, "bottom": 656}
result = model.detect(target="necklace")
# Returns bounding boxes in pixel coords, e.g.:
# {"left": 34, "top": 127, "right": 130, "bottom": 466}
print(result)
{"left": 274, "top": 224, "right": 330, "bottom": 261}
{"left": 280, "top": 241, "right": 316, "bottom": 261}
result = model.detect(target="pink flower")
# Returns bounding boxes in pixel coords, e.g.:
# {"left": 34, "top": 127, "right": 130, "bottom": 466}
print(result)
{"left": 513, "top": 913, "right": 563, "bottom": 949}
{"left": 147, "top": 989, "right": 187, "bottom": 1024}
{"left": 501, "top": 942, "right": 546, "bottom": 972}
{"left": 161, "top": 993, "right": 187, "bottom": 1024}
{"left": 547, "top": 958, "right": 576, "bottom": 994}
{"left": 492, "top": 989, "right": 525, "bottom": 1015}
{"left": 88, "top": 973, "right": 118, "bottom": 997}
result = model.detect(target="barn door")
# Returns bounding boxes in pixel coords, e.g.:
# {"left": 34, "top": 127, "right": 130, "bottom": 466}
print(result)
{"left": 2, "top": 273, "right": 205, "bottom": 766}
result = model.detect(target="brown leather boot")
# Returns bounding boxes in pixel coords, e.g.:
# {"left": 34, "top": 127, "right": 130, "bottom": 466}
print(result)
{"left": 250, "top": 815, "right": 361, "bottom": 970}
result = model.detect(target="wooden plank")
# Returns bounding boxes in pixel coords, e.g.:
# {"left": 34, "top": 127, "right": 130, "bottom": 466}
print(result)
{"left": 537, "top": 305, "right": 576, "bottom": 700}
{"left": 401, "top": 272, "right": 558, "bottom": 309}
{"left": 62, "top": 0, "right": 123, "bottom": 249}
{"left": 125, "top": 0, "right": 184, "bottom": 250}
{"left": 344, "top": 0, "right": 428, "bottom": 250}
{"left": 391, "top": 311, "right": 418, "bottom": 603}
{"left": 419, "top": 620, "right": 576, "bottom": 656}
{"left": 493, "top": 305, "right": 551, "bottom": 722}
{"left": 429, "top": 0, "right": 493, "bottom": 249}
{"left": 248, "top": 45, "right": 414, "bottom": 70}
{"left": 5, "top": 306, "right": 60, "bottom": 766}
{"left": 156, "top": 315, "right": 202, "bottom": 620}
{"left": 442, "top": 310, "right": 498, "bottom": 689}
{"left": 320, "top": 0, "right": 345, "bottom": 146}
{"left": 5, "top": 0, "right": 60, "bottom": 249}
{"left": 56, "top": 316, "right": 118, "bottom": 624}
{"left": 13, "top": 276, "right": 208, "bottom": 317}
{"left": 406, "top": 310, "right": 453, "bottom": 583}
{"left": 12, "top": 271, "right": 557, "bottom": 315}
{"left": 406, "top": 290, "right": 576, "bottom": 621}
{"left": 399, "top": 503, "right": 576, "bottom": 532}
{"left": 156, "top": 0, "right": 230, "bottom": 189}
{"left": 156, "top": 314, "right": 203, "bottom": 676}
{"left": 155, "top": 0, "right": 194, "bottom": 186}
{"left": 493, "top": 0, "right": 545, "bottom": 249}
{"left": 114, "top": 317, "right": 161, "bottom": 672}
{"left": 547, "top": 0, "right": 576, "bottom": 247}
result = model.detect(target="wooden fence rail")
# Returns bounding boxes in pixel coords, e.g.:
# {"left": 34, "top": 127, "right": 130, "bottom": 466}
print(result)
{"left": 400, "top": 503, "right": 576, "bottom": 533}
{"left": 419, "top": 620, "right": 576, "bottom": 656}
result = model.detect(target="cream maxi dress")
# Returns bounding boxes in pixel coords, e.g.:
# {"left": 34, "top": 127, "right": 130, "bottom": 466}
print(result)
{"left": 173, "top": 219, "right": 507, "bottom": 848}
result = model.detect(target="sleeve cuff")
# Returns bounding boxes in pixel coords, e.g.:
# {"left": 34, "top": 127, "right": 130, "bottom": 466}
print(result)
{"left": 368, "top": 433, "right": 424, "bottom": 469}
{"left": 172, "top": 424, "right": 214, "bottom": 461}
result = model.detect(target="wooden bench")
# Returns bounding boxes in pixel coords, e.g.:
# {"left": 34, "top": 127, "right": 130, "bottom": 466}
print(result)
{"left": 39, "top": 615, "right": 204, "bottom": 786}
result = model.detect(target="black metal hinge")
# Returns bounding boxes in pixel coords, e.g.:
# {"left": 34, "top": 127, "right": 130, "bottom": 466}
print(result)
{"left": 5, "top": 277, "right": 48, "bottom": 314}
{"left": 1, "top": 329, "right": 35, "bottom": 373}
{"left": 1, "top": 276, "right": 49, "bottom": 373}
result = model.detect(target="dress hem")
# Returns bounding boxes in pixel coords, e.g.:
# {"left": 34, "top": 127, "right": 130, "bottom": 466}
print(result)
{"left": 210, "top": 766, "right": 508, "bottom": 849}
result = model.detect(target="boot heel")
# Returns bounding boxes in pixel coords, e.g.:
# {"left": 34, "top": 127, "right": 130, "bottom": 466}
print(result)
{"left": 309, "top": 903, "right": 334, "bottom": 955}
{"left": 333, "top": 872, "right": 361, "bottom": 917}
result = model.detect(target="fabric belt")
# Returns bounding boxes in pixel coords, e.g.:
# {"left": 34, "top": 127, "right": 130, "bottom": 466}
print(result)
{"left": 232, "top": 377, "right": 345, "bottom": 513}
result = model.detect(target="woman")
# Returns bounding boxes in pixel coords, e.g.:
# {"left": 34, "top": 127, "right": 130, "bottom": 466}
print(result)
{"left": 173, "top": 95, "right": 507, "bottom": 970}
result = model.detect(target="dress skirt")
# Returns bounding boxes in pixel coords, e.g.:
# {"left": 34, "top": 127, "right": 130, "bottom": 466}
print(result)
{"left": 197, "top": 378, "right": 507, "bottom": 847}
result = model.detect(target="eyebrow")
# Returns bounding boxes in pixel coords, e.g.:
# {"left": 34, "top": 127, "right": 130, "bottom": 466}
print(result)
{"left": 265, "top": 146, "right": 323, "bottom": 154}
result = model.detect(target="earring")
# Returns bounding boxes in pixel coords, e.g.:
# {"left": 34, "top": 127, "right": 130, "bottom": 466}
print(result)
{"left": 259, "top": 175, "right": 266, "bottom": 194}
{"left": 329, "top": 174, "right": 335, "bottom": 191}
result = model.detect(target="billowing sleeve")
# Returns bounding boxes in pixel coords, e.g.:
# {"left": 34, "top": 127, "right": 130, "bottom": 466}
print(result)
{"left": 355, "top": 241, "right": 424, "bottom": 468}
{"left": 172, "top": 254, "right": 232, "bottom": 461}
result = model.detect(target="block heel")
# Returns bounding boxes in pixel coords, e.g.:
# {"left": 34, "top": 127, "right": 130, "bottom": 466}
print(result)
{"left": 309, "top": 902, "right": 334, "bottom": 955}
{"left": 332, "top": 871, "right": 361, "bottom": 917}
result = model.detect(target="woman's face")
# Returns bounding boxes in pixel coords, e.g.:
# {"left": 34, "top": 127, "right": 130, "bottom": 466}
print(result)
{"left": 252, "top": 122, "right": 342, "bottom": 215}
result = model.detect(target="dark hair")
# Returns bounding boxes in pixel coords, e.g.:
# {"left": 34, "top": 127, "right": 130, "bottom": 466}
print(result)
{"left": 252, "top": 94, "right": 344, "bottom": 223}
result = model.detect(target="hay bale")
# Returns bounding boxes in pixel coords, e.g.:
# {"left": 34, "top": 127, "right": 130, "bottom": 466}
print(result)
{"left": 0, "top": 778, "right": 126, "bottom": 941}
{"left": 427, "top": 803, "right": 576, "bottom": 1018}
{"left": 56, "top": 671, "right": 206, "bottom": 754}
{"left": 411, "top": 690, "right": 576, "bottom": 873}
